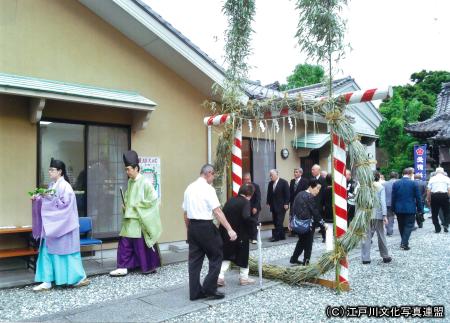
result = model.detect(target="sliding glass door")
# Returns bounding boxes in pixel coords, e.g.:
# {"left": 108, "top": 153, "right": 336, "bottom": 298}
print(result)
{"left": 39, "top": 121, "right": 129, "bottom": 237}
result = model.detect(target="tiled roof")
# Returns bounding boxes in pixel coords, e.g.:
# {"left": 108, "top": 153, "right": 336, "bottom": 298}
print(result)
{"left": 244, "top": 76, "right": 355, "bottom": 100}
{"left": 435, "top": 82, "right": 450, "bottom": 116}
{"left": 286, "top": 76, "right": 355, "bottom": 99}
{"left": 405, "top": 83, "right": 450, "bottom": 140}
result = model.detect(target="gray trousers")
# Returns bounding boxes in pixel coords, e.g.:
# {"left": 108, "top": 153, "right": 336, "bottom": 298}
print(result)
{"left": 361, "top": 219, "right": 389, "bottom": 261}
{"left": 385, "top": 207, "right": 395, "bottom": 235}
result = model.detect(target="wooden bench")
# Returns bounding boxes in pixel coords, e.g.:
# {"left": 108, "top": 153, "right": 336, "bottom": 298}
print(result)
{"left": 0, "top": 227, "right": 38, "bottom": 270}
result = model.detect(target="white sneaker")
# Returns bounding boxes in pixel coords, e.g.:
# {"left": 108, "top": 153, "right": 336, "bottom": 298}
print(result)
{"left": 109, "top": 268, "right": 128, "bottom": 276}
{"left": 33, "top": 282, "right": 52, "bottom": 291}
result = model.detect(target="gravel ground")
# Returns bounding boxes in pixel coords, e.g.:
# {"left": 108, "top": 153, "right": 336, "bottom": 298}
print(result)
{"left": 0, "top": 219, "right": 448, "bottom": 322}
{"left": 171, "top": 220, "right": 450, "bottom": 322}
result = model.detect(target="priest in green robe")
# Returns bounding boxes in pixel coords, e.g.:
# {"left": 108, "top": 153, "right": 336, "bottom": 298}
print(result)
{"left": 110, "top": 150, "right": 162, "bottom": 276}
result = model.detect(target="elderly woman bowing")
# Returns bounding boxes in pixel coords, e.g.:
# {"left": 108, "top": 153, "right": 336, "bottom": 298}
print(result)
{"left": 217, "top": 184, "right": 256, "bottom": 286}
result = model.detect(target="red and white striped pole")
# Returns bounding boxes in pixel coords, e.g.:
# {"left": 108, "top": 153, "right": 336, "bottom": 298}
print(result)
{"left": 318, "top": 87, "right": 393, "bottom": 105}
{"left": 231, "top": 127, "right": 242, "bottom": 196}
{"left": 332, "top": 133, "right": 349, "bottom": 288}
{"left": 203, "top": 113, "right": 233, "bottom": 126}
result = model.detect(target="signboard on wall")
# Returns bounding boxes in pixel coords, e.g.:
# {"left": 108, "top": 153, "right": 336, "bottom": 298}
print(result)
{"left": 414, "top": 145, "right": 427, "bottom": 179}
{"left": 139, "top": 157, "right": 161, "bottom": 201}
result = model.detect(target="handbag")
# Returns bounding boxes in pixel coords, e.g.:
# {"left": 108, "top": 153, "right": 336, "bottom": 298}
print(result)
{"left": 290, "top": 215, "right": 312, "bottom": 234}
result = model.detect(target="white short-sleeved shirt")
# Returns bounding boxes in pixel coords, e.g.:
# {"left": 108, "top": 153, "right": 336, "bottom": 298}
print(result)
{"left": 427, "top": 173, "right": 450, "bottom": 193}
{"left": 182, "top": 177, "right": 220, "bottom": 220}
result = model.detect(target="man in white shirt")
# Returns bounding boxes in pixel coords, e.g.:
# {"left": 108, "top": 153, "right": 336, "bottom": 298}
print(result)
{"left": 183, "top": 164, "right": 237, "bottom": 301}
{"left": 426, "top": 167, "right": 450, "bottom": 233}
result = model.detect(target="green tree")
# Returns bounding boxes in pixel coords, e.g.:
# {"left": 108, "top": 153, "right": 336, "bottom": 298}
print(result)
{"left": 377, "top": 70, "right": 450, "bottom": 175}
{"left": 280, "top": 64, "right": 325, "bottom": 90}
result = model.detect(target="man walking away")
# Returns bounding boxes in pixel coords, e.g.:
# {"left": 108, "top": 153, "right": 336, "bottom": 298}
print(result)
{"left": 361, "top": 171, "right": 392, "bottom": 264}
{"left": 383, "top": 171, "right": 398, "bottom": 236}
{"left": 426, "top": 167, "right": 450, "bottom": 233}
{"left": 391, "top": 168, "right": 423, "bottom": 250}
{"left": 414, "top": 173, "right": 427, "bottom": 228}
{"left": 183, "top": 164, "right": 237, "bottom": 301}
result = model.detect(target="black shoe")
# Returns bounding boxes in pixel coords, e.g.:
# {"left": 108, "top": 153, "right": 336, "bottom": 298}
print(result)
{"left": 444, "top": 227, "right": 449, "bottom": 233}
{"left": 142, "top": 269, "right": 157, "bottom": 275}
{"left": 190, "top": 292, "right": 207, "bottom": 301}
{"left": 302, "top": 259, "right": 310, "bottom": 266}
{"left": 362, "top": 260, "right": 371, "bottom": 264}
{"left": 289, "top": 257, "right": 302, "bottom": 265}
{"left": 270, "top": 238, "right": 279, "bottom": 242}
{"left": 386, "top": 233, "right": 393, "bottom": 237}
{"left": 383, "top": 257, "right": 392, "bottom": 263}
{"left": 280, "top": 237, "right": 286, "bottom": 240}
{"left": 400, "top": 245, "right": 410, "bottom": 251}
{"left": 435, "top": 229, "right": 441, "bottom": 233}
{"left": 418, "top": 223, "right": 423, "bottom": 228}
{"left": 322, "top": 239, "right": 326, "bottom": 243}
{"left": 205, "top": 291, "right": 225, "bottom": 300}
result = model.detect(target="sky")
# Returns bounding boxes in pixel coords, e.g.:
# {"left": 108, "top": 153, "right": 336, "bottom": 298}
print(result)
{"left": 145, "top": 0, "right": 450, "bottom": 90}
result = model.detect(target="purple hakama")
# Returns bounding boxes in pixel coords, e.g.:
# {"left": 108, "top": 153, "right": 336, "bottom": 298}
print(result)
{"left": 116, "top": 237, "right": 160, "bottom": 273}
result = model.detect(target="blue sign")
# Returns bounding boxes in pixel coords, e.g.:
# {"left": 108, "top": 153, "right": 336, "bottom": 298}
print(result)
{"left": 414, "top": 144, "right": 427, "bottom": 179}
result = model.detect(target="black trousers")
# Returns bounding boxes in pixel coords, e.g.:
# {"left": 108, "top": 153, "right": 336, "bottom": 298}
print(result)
{"left": 347, "top": 205, "right": 355, "bottom": 225}
{"left": 248, "top": 212, "right": 260, "bottom": 240}
{"left": 431, "top": 193, "right": 449, "bottom": 231}
{"left": 312, "top": 220, "right": 326, "bottom": 241}
{"left": 291, "top": 230, "right": 313, "bottom": 262}
{"left": 187, "top": 220, "right": 223, "bottom": 299}
{"left": 272, "top": 209, "right": 286, "bottom": 240}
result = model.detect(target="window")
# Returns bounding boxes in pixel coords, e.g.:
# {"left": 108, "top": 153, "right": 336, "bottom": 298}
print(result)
{"left": 39, "top": 121, "right": 130, "bottom": 237}
{"left": 39, "top": 122, "right": 86, "bottom": 215}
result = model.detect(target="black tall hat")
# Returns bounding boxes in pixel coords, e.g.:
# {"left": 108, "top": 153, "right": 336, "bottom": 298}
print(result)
{"left": 50, "top": 158, "right": 66, "bottom": 170}
{"left": 123, "top": 150, "right": 139, "bottom": 167}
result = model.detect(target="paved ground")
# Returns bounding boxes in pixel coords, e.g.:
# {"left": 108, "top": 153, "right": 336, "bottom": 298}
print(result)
{"left": 0, "top": 217, "right": 449, "bottom": 322}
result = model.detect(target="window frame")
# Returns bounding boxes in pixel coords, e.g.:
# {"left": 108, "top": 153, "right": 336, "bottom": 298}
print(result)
{"left": 37, "top": 117, "right": 131, "bottom": 237}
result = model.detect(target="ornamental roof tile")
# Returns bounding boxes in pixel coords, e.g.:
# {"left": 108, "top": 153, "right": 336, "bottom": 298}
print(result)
{"left": 405, "top": 83, "right": 450, "bottom": 140}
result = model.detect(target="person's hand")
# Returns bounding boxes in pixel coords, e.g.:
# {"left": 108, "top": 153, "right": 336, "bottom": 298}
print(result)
{"left": 284, "top": 204, "right": 289, "bottom": 210}
{"left": 288, "top": 224, "right": 292, "bottom": 232}
{"left": 383, "top": 216, "right": 388, "bottom": 225}
{"left": 252, "top": 208, "right": 257, "bottom": 215}
{"left": 227, "top": 229, "right": 237, "bottom": 241}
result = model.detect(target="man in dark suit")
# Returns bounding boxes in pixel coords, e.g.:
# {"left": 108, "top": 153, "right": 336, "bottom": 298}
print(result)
{"left": 310, "top": 164, "right": 327, "bottom": 241}
{"left": 414, "top": 173, "right": 427, "bottom": 228}
{"left": 289, "top": 168, "right": 309, "bottom": 210}
{"left": 391, "top": 167, "right": 423, "bottom": 250}
{"left": 242, "top": 172, "right": 261, "bottom": 244}
{"left": 310, "top": 164, "right": 327, "bottom": 218}
{"left": 266, "top": 169, "right": 290, "bottom": 242}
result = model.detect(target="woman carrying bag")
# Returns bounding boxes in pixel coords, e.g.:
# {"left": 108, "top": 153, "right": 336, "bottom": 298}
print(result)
{"left": 288, "top": 179, "right": 322, "bottom": 266}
